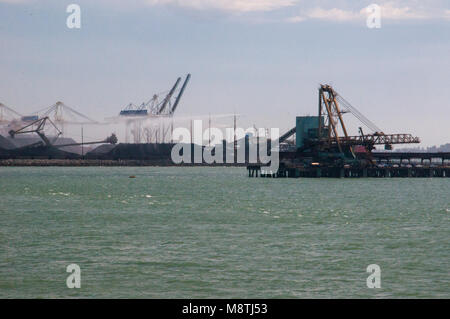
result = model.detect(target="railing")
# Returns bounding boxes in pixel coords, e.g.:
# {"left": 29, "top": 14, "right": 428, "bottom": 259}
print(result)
{"left": 338, "top": 134, "right": 420, "bottom": 145}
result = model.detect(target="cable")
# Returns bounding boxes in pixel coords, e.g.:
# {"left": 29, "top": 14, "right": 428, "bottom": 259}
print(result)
{"left": 336, "top": 95, "right": 382, "bottom": 133}
{"left": 338, "top": 96, "right": 379, "bottom": 132}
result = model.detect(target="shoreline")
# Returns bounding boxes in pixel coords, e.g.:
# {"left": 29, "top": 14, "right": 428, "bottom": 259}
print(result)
{"left": 0, "top": 159, "right": 248, "bottom": 167}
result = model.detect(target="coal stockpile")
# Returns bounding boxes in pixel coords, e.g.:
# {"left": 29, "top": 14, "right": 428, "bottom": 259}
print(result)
{"left": 0, "top": 147, "right": 10, "bottom": 157}
{"left": 0, "top": 139, "right": 176, "bottom": 163}
{"left": 0, "top": 135, "right": 17, "bottom": 150}
{"left": 0, "top": 134, "right": 80, "bottom": 160}
{"left": 3, "top": 145, "right": 80, "bottom": 159}
{"left": 86, "top": 143, "right": 174, "bottom": 161}
{"left": 86, "top": 144, "right": 116, "bottom": 156}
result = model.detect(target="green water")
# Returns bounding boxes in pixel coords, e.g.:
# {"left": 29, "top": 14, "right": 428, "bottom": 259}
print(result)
{"left": 0, "top": 167, "right": 449, "bottom": 298}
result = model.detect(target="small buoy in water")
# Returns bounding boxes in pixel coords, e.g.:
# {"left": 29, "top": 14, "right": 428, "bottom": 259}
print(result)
{"left": 129, "top": 175, "right": 136, "bottom": 179}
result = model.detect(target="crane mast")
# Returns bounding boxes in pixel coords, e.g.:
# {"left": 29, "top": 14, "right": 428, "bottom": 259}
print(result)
{"left": 171, "top": 74, "right": 191, "bottom": 114}
{"left": 158, "top": 77, "right": 181, "bottom": 114}
{"left": 315, "top": 84, "right": 420, "bottom": 154}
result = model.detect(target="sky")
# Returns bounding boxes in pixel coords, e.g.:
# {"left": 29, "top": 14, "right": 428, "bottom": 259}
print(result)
{"left": 0, "top": 0, "right": 449, "bottom": 146}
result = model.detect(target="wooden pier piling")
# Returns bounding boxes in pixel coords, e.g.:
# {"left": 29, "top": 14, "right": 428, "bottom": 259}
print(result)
{"left": 247, "top": 165, "right": 450, "bottom": 179}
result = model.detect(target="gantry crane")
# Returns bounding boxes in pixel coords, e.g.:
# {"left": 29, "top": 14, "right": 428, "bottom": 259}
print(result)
{"left": 279, "top": 84, "right": 420, "bottom": 162}
{"left": 316, "top": 84, "right": 420, "bottom": 154}
{"left": 119, "top": 73, "right": 191, "bottom": 117}
{"left": 0, "top": 103, "right": 22, "bottom": 125}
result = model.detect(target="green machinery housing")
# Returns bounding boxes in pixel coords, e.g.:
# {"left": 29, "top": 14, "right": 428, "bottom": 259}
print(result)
{"left": 295, "top": 116, "right": 324, "bottom": 149}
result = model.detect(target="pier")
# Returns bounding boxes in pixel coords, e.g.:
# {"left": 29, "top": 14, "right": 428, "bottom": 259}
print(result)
{"left": 247, "top": 85, "right": 449, "bottom": 179}
{"left": 247, "top": 165, "right": 450, "bottom": 178}
{"left": 373, "top": 152, "right": 450, "bottom": 166}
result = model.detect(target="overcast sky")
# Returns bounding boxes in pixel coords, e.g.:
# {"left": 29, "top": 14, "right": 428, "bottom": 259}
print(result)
{"left": 0, "top": 0, "right": 449, "bottom": 146}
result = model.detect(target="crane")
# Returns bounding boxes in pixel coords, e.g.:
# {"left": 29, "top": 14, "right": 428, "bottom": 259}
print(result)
{"left": 316, "top": 84, "right": 420, "bottom": 153}
{"left": 9, "top": 117, "right": 61, "bottom": 148}
{"left": 8, "top": 116, "right": 117, "bottom": 151}
{"left": 158, "top": 77, "right": 181, "bottom": 114}
{"left": 0, "top": 103, "right": 22, "bottom": 125}
{"left": 118, "top": 74, "right": 191, "bottom": 118}
{"left": 279, "top": 84, "right": 420, "bottom": 159}
{"left": 170, "top": 73, "right": 191, "bottom": 114}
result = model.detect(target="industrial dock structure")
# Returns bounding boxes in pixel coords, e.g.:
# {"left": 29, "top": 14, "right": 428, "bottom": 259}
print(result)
{"left": 0, "top": 81, "right": 449, "bottom": 177}
{"left": 248, "top": 84, "right": 449, "bottom": 178}
{"left": 0, "top": 74, "right": 191, "bottom": 159}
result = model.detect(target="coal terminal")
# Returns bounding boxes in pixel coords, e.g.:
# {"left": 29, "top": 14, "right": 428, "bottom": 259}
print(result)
{"left": 0, "top": 138, "right": 248, "bottom": 166}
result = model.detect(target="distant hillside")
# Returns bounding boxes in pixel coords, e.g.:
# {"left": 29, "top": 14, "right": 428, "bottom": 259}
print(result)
{"left": 393, "top": 143, "right": 450, "bottom": 153}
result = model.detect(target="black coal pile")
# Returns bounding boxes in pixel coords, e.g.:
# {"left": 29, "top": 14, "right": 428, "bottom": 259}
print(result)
{"left": 86, "top": 144, "right": 117, "bottom": 156}
{"left": 87, "top": 143, "right": 174, "bottom": 160}
{"left": 4, "top": 146, "right": 79, "bottom": 159}
{"left": 0, "top": 134, "right": 82, "bottom": 159}
{"left": 0, "top": 134, "right": 16, "bottom": 150}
